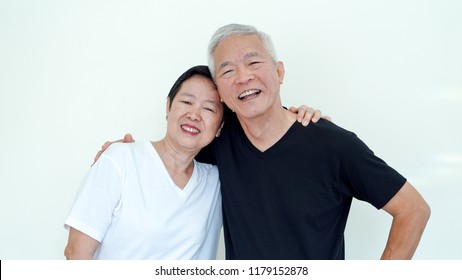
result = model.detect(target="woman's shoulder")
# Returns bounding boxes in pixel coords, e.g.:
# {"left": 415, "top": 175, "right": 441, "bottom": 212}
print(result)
{"left": 195, "top": 161, "right": 219, "bottom": 178}
{"left": 102, "top": 141, "right": 151, "bottom": 161}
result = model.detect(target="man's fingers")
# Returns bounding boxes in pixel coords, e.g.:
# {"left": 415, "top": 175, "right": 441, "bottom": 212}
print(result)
{"left": 101, "top": 141, "right": 112, "bottom": 150}
{"left": 296, "top": 105, "right": 310, "bottom": 123}
{"left": 322, "top": 115, "right": 332, "bottom": 122}
{"left": 287, "top": 106, "right": 297, "bottom": 113}
{"left": 123, "top": 134, "right": 134, "bottom": 143}
{"left": 312, "top": 109, "right": 322, "bottom": 122}
{"left": 92, "top": 150, "right": 103, "bottom": 166}
{"left": 94, "top": 134, "right": 134, "bottom": 166}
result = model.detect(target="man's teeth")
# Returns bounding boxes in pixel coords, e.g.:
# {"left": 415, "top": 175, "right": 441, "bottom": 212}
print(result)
{"left": 181, "top": 125, "right": 200, "bottom": 133}
{"left": 239, "top": 89, "right": 260, "bottom": 99}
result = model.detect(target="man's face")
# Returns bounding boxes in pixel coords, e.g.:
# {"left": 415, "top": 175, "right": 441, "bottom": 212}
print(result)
{"left": 212, "top": 34, "right": 285, "bottom": 120}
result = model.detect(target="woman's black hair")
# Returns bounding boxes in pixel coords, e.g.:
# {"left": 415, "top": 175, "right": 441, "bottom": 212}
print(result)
{"left": 167, "top": 65, "right": 231, "bottom": 121}
{"left": 167, "top": 65, "right": 213, "bottom": 105}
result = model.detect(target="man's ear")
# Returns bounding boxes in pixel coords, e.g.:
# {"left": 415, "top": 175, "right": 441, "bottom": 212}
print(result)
{"left": 277, "top": 61, "right": 285, "bottom": 84}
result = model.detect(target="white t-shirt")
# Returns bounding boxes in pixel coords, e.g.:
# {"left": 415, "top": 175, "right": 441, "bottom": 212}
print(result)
{"left": 65, "top": 141, "right": 222, "bottom": 259}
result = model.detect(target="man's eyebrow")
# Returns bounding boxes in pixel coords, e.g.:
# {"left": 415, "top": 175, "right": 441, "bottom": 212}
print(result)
{"left": 244, "top": 51, "right": 260, "bottom": 59}
{"left": 217, "top": 52, "right": 262, "bottom": 72}
{"left": 217, "top": 61, "right": 231, "bottom": 72}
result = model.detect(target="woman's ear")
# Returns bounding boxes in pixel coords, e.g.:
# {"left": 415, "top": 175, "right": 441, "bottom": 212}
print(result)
{"left": 165, "top": 97, "right": 171, "bottom": 120}
{"left": 216, "top": 122, "right": 224, "bottom": 137}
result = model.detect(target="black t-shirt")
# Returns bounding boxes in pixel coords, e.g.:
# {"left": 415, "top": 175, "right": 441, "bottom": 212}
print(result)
{"left": 197, "top": 114, "right": 406, "bottom": 259}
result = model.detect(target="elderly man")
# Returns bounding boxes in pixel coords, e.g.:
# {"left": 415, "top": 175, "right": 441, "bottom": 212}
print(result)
{"left": 199, "top": 23, "right": 430, "bottom": 260}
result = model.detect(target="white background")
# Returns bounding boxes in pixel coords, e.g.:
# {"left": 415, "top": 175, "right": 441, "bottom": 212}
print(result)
{"left": 0, "top": 0, "right": 461, "bottom": 260}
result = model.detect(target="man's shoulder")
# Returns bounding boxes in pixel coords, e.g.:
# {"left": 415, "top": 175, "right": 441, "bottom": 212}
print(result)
{"left": 303, "top": 119, "right": 355, "bottom": 137}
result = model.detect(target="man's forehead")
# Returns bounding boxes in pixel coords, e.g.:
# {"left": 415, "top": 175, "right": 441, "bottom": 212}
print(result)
{"left": 214, "top": 35, "right": 266, "bottom": 69}
{"left": 217, "top": 51, "right": 260, "bottom": 64}
{"left": 218, "top": 34, "right": 261, "bottom": 48}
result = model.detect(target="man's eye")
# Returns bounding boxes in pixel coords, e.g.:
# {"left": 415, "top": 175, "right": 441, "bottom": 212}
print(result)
{"left": 181, "top": 101, "right": 192, "bottom": 105}
{"left": 220, "top": 70, "right": 234, "bottom": 78}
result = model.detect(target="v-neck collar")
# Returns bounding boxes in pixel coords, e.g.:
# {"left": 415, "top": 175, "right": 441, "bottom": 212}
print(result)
{"left": 238, "top": 120, "right": 300, "bottom": 159}
{"left": 145, "top": 141, "right": 198, "bottom": 197}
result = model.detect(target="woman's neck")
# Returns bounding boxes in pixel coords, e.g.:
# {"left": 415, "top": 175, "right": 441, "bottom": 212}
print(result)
{"left": 151, "top": 139, "right": 195, "bottom": 189}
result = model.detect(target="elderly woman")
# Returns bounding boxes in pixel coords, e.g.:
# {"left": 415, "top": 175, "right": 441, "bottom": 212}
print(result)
{"left": 64, "top": 65, "right": 225, "bottom": 259}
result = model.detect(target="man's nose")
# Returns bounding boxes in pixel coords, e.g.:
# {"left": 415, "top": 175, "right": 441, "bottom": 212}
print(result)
{"left": 235, "top": 67, "right": 254, "bottom": 84}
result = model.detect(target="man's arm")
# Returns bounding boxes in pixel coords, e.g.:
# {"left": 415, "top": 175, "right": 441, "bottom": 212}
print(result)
{"left": 64, "top": 227, "right": 100, "bottom": 260}
{"left": 380, "top": 181, "right": 431, "bottom": 259}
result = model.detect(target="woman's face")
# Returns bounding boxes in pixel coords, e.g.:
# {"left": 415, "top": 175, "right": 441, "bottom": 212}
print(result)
{"left": 166, "top": 75, "right": 224, "bottom": 151}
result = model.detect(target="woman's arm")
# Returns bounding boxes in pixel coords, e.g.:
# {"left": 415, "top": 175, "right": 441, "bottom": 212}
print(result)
{"left": 64, "top": 227, "right": 100, "bottom": 260}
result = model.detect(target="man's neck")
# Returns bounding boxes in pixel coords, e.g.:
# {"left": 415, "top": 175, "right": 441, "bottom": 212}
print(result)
{"left": 237, "top": 107, "right": 296, "bottom": 152}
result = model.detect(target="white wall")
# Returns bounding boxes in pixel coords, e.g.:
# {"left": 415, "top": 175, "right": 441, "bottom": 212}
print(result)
{"left": 0, "top": 0, "right": 460, "bottom": 260}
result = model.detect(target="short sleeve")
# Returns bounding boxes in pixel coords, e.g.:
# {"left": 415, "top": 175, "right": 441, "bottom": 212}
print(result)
{"left": 64, "top": 153, "right": 123, "bottom": 241}
{"left": 340, "top": 132, "right": 406, "bottom": 209}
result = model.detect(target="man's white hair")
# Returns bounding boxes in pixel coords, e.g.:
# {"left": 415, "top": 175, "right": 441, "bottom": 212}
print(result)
{"left": 207, "top": 23, "right": 278, "bottom": 80}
